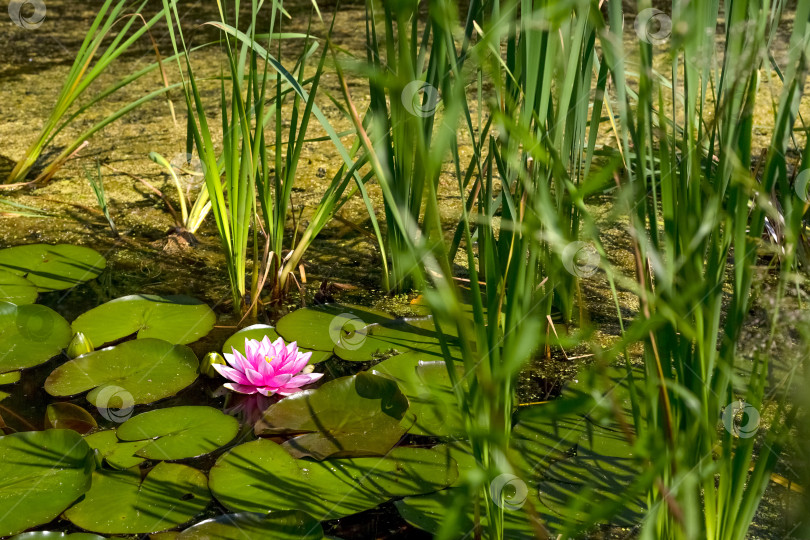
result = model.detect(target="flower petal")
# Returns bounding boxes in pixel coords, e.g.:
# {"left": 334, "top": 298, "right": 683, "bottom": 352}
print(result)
{"left": 212, "top": 364, "right": 251, "bottom": 386}
{"left": 224, "top": 382, "right": 259, "bottom": 395}
{"left": 287, "top": 372, "right": 323, "bottom": 387}
{"left": 244, "top": 368, "right": 266, "bottom": 386}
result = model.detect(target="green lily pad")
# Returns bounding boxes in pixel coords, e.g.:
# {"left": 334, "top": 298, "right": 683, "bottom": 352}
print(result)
{"left": 0, "top": 301, "right": 71, "bottom": 374}
{"left": 223, "top": 324, "right": 331, "bottom": 364}
{"left": 0, "top": 429, "right": 95, "bottom": 536}
{"left": 561, "top": 364, "right": 648, "bottom": 430}
{"left": 116, "top": 406, "right": 239, "bottom": 460}
{"left": 44, "top": 338, "right": 199, "bottom": 406}
{"left": 255, "top": 372, "right": 408, "bottom": 459}
{"left": 373, "top": 351, "right": 465, "bottom": 437}
{"left": 535, "top": 423, "right": 644, "bottom": 529}
{"left": 0, "top": 270, "right": 37, "bottom": 305}
{"left": 45, "top": 402, "right": 98, "bottom": 434}
{"left": 72, "top": 294, "right": 216, "bottom": 347}
{"left": 64, "top": 461, "right": 211, "bottom": 534}
{"left": 176, "top": 511, "right": 324, "bottom": 540}
{"left": 275, "top": 303, "right": 394, "bottom": 352}
{"left": 209, "top": 438, "right": 458, "bottom": 519}
{"left": 0, "top": 244, "right": 106, "bottom": 292}
{"left": 334, "top": 317, "right": 461, "bottom": 362}
{"left": 84, "top": 430, "right": 147, "bottom": 470}
{"left": 0, "top": 371, "right": 20, "bottom": 385}
{"left": 10, "top": 533, "right": 106, "bottom": 539}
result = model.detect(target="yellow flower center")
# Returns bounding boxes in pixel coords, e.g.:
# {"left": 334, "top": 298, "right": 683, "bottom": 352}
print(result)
{"left": 265, "top": 355, "right": 275, "bottom": 364}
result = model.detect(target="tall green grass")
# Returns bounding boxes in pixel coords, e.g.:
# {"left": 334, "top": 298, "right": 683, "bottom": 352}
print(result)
{"left": 163, "top": 0, "right": 382, "bottom": 313}
{"left": 7, "top": 0, "right": 180, "bottom": 185}
{"left": 343, "top": 0, "right": 807, "bottom": 537}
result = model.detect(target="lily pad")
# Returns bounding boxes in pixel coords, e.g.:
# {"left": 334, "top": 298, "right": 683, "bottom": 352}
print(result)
{"left": 72, "top": 294, "right": 216, "bottom": 347}
{"left": 275, "top": 303, "right": 394, "bottom": 352}
{"left": 255, "top": 372, "right": 409, "bottom": 459}
{"left": 209, "top": 438, "right": 458, "bottom": 519}
{"left": 0, "top": 429, "right": 95, "bottom": 536}
{"left": 334, "top": 317, "right": 461, "bottom": 362}
{"left": 373, "top": 351, "right": 465, "bottom": 437}
{"left": 561, "top": 364, "right": 648, "bottom": 430}
{"left": 0, "top": 301, "right": 72, "bottom": 374}
{"left": 223, "top": 324, "right": 331, "bottom": 364}
{"left": 45, "top": 402, "right": 98, "bottom": 434}
{"left": 44, "top": 338, "right": 199, "bottom": 405}
{"left": 64, "top": 461, "right": 211, "bottom": 534}
{"left": 176, "top": 511, "right": 324, "bottom": 540}
{"left": 0, "top": 371, "right": 20, "bottom": 385}
{"left": 0, "top": 244, "right": 106, "bottom": 292}
{"left": 0, "top": 270, "right": 37, "bottom": 305}
{"left": 84, "top": 430, "right": 147, "bottom": 470}
{"left": 116, "top": 406, "right": 239, "bottom": 460}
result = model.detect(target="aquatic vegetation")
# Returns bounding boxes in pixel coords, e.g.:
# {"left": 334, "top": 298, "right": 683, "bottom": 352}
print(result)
{"left": 6, "top": 0, "right": 181, "bottom": 185}
{"left": 255, "top": 371, "right": 409, "bottom": 459}
{"left": 71, "top": 293, "right": 215, "bottom": 347}
{"left": 63, "top": 461, "right": 211, "bottom": 534}
{"left": 0, "top": 0, "right": 808, "bottom": 535}
{"left": 215, "top": 336, "right": 323, "bottom": 396}
{"left": 0, "top": 302, "right": 71, "bottom": 374}
{"left": 44, "top": 338, "right": 199, "bottom": 405}
{"left": 0, "top": 430, "right": 94, "bottom": 537}
{"left": 147, "top": 151, "right": 212, "bottom": 235}
{"left": 83, "top": 161, "right": 118, "bottom": 238}
{"left": 0, "top": 244, "right": 106, "bottom": 292}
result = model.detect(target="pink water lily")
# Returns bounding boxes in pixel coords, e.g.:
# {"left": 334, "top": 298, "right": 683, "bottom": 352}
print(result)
{"left": 214, "top": 336, "right": 323, "bottom": 396}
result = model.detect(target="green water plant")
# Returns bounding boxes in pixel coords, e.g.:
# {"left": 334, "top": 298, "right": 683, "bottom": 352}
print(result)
{"left": 148, "top": 151, "right": 211, "bottom": 234}
{"left": 84, "top": 160, "right": 118, "bottom": 238}
{"left": 6, "top": 0, "right": 181, "bottom": 185}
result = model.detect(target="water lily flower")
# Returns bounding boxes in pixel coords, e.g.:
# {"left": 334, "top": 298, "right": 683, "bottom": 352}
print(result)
{"left": 214, "top": 336, "right": 323, "bottom": 396}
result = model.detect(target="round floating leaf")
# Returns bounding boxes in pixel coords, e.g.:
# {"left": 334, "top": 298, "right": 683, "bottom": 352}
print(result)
{"left": 45, "top": 402, "right": 98, "bottom": 434}
{"left": 0, "top": 429, "right": 95, "bottom": 536}
{"left": 0, "top": 301, "right": 71, "bottom": 374}
{"left": 255, "top": 372, "right": 409, "bottom": 459}
{"left": 116, "top": 406, "right": 239, "bottom": 460}
{"left": 275, "top": 303, "right": 394, "bottom": 352}
{"left": 64, "top": 462, "right": 211, "bottom": 534}
{"left": 334, "top": 317, "right": 460, "bottom": 362}
{"left": 0, "top": 270, "right": 37, "bottom": 305}
{"left": 11, "top": 533, "right": 106, "bottom": 539}
{"left": 209, "top": 439, "right": 458, "bottom": 519}
{"left": 176, "top": 511, "right": 323, "bottom": 540}
{"left": 84, "top": 430, "right": 146, "bottom": 470}
{"left": 0, "top": 244, "right": 106, "bottom": 292}
{"left": 373, "top": 351, "right": 464, "bottom": 437}
{"left": 0, "top": 371, "right": 20, "bottom": 385}
{"left": 44, "top": 338, "right": 199, "bottom": 405}
{"left": 72, "top": 294, "right": 216, "bottom": 347}
{"left": 562, "top": 364, "right": 648, "bottom": 430}
{"left": 396, "top": 442, "right": 557, "bottom": 537}
{"left": 535, "top": 423, "right": 644, "bottom": 528}
{"left": 223, "top": 324, "right": 331, "bottom": 364}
